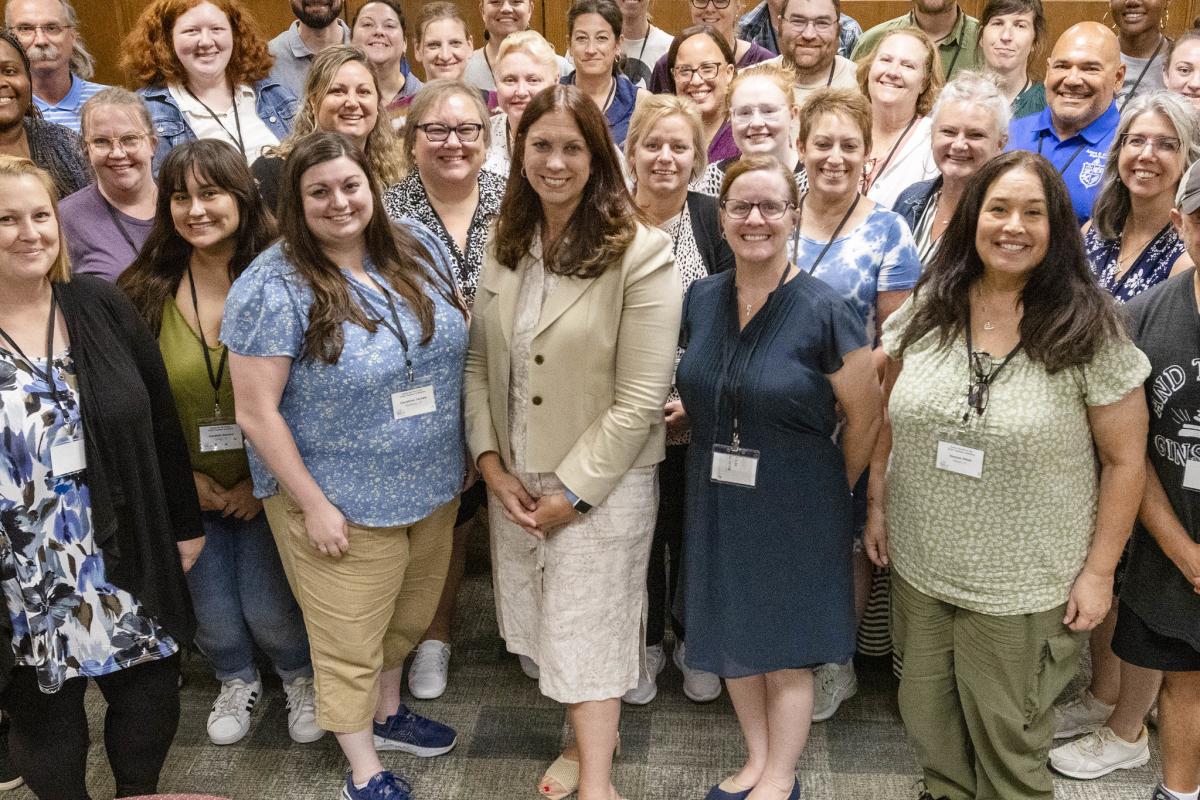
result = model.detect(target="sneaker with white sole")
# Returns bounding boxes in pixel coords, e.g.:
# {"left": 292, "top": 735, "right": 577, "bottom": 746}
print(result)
{"left": 408, "top": 641, "right": 451, "bottom": 700}
{"left": 1049, "top": 725, "right": 1150, "bottom": 779}
{"left": 373, "top": 704, "right": 457, "bottom": 757}
{"left": 283, "top": 676, "right": 324, "bottom": 743}
{"left": 0, "top": 716, "right": 22, "bottom": 791}
{"left": 518, "top": 654, "right": 540, "bottom": 680}
{"left": 207, "top": 677, "right": 261, "bottom": 745}
{"left": 673, "top": 640, "right": 721, "bottom": 703}
{"left": 1054, "top": 690, "right": 1116, "bottom": 739}
{"left": 341, "top": 770, "right": 412, "bottom": 800}
{"left": 812, "top": 661, "right": 858, "bottom": 722}
{"left": 622, "top": 643, "right": 667, "bottom": 705}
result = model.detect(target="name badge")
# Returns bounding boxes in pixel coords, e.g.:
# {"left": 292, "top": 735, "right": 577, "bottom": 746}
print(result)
{"left": 711, "top": 444, "right": 759, "bottom": 487}
{"left": 198, "top": 417, "right": 244, "bottom": 453}
{"left": 936, "top": 440, "right": 984, "bottom": 479}
{"left": 50, "top": 432, "right": 86, "bottom": 477}
{"left": 1183, "top": 460, "right": 1200, "bottom": 492}
{"left": 392, "top": 383, "right": 436, "bottom": 420}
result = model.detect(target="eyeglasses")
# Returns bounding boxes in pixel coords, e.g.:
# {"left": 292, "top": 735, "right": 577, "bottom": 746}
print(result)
{"left": 86, "top": 133, "right": 148, "bottom": 154}
{"left": 731, "top": 103, "right": 785, "bottom": 124}
{"left": 689, "top": 0, "right": 732, "bottom": 7}
{"left": 1119, "top": 133, "right": 1182, "bottom": 154}
{"left": 671, "top": 61, "right": 723, "bottom": 82}
{"left": 415, "top": 122, "right": 484, "bottom": 143}
{"left": 720, "top": 198, "right": 795, "bottom": 219}
{"left": 781, "top": 15, "right": 835, "bottom": 33}
{"left": 967, "top": 350, "right": 994, "bottom": 417}
{"left": 9, "top": 23, "right": 72, "bottom": 39}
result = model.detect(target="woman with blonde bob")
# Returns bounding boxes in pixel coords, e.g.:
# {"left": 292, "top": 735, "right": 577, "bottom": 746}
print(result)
{"left": 252, "top": 45, "right": 404, "bottom": 212}
{"left": 486, "top": 30, "right": 561, "bottom": 177}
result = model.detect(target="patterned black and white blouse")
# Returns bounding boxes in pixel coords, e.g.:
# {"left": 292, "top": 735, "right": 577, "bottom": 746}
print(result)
{"left": 382, "top": 169, "right": 506, "bottom": 308}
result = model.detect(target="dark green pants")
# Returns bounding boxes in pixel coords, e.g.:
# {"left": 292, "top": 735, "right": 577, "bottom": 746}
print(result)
{"left": 892, "top": 573, "right": 1086, "bottom": 800}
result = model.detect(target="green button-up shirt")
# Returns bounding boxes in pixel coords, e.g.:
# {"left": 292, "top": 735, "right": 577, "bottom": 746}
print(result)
{"left": 851, "top": 6, "right": 980, "bottom": 80}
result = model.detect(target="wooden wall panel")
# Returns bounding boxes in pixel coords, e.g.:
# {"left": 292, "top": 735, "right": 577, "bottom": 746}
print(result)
{"left": 74, "top": 0, "right": 1200, "bottom": 88}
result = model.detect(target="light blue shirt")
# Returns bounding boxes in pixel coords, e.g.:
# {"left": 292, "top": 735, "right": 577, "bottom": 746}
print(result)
{"left": 221, "top": 219, "right": 467, "bottom": 527}
{"left": 33, "top": 74, "right": 108, "bottom": 133}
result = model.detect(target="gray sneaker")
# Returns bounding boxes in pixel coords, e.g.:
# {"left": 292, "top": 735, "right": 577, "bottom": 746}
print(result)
{"left": 812, "top": 661, "right": 857, "bottom": 722}
{"left": 673, "top": 640, "right": 721, "bottom": 702}
{"left": 622, "top": 644, "right": 667, "bottom": 705}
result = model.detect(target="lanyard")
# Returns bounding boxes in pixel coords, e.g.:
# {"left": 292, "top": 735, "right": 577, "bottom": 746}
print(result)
{"left": 1037, "top": 129, "right": 1090, "bottom": 177}
{"left": 185, "top": 85, "right": 246, "bottom": 156}
{"left": 962, "top": 313, "right": 1022, "bottom": 424}
{"left": 100, "top": 195, "right": 139, "bottom": 259}
{"left": 667, "top": 196, "right": 689, "bottom": 259}
{"left": 349, "top": 274, "right": 415, "bottom": 381}
{"left": 913, "top": 8, "right": 963, "bottom": 77}
{"left": 568, "top": 72, "right": 618, "bottom": 112}
{"left": 722, "top": 263, "right": 791, "bottom": 443}
{"left": 793, "top": 192, "right": 860, "bottom": 274}
{"left": 185, "top": 266, "right": 230, "bottom": 416}
{"left": 0, "top": 286, "right": 68, "bottom": 412}
{"left": 864, "top": 116, "right": 917, "bottom": 194}
{"left": 1119, "top": 35, "right": 1167, "bottom": 112}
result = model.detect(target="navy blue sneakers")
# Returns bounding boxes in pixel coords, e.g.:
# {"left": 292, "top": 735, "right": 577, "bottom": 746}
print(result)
{"left": 340, "top": 770, "right": 411, "bottom": 800}
{"left": 372, "top": 704, "right": 457, "bottom": 757}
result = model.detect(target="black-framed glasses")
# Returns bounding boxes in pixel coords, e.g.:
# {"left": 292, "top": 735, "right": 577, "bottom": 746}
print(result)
{"left": 671, "top": 61, "right": 723, "bottom": 82}
{"left": 967, "top": 350, "right": 994, "bottom": 417}
{"left": 415, "top": 122, "right": 485, "bottom": 143}
{"left": 1119, "top": 133, "right": 1182, "bottom": 154}
{"left": 689, "top": 0, "right": 732, "bottom": 8}
{"left": 720, "top": 198, "right": 795, "bottom": 219}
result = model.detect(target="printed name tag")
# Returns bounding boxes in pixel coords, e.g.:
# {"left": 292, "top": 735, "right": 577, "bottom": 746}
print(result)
{"left": 1183, "top": 460, "right": 1200, "bottom": 492}
{"left": 50, "top": 435, "right": 86, "bottom": 476}
{"left": 711, "top": 444, "right": 759, "bottom": 487}
{"left": 936, "top": 440, "right": 984, "bottom": 479}
{"left": 199, "top": 422, "right": 244, "bottom": 452}
{"left": 392, "top": 384, "right": 436, "bottom": 420}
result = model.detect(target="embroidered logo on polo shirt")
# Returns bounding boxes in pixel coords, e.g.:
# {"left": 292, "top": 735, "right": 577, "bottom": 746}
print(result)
{"left": 1079, "top": 157, "right": 1106, "bottom": 188}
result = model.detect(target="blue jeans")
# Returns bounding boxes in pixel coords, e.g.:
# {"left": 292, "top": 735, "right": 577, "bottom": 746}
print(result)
{"left": 187, "top": 510, "right": 312, "bottom": 683}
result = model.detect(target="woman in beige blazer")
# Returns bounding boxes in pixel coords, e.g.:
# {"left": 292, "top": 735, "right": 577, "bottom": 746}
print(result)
{"left": 464, "top": 84, "right": 680, "bottom": 800}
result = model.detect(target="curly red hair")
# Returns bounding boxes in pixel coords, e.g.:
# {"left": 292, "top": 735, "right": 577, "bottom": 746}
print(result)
{"left": 121, "top": 0, "right": 274, "bottom": 87}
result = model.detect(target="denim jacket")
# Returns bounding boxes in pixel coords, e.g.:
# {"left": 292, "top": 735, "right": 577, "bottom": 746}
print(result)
{"left": 892, "top": 177, "right": 942, "bottom": 232}
{"left": 139, "top": 78, "right": 298, "bottom": 173}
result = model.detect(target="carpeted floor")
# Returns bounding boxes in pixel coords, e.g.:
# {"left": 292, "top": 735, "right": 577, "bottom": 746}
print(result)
{"left": 8, "top": 529, "right": 1157, "bottom": 800}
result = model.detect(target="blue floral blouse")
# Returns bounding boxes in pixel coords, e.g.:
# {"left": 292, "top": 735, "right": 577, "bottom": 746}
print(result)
{"left": 221, "top": 219, "right": 468, "bottom": 527}
{"left": 0, "top": 348, "right": 176, "bottom": 694}
{"left": 1085, "top": 223, "right": 1187, "bottom": 303}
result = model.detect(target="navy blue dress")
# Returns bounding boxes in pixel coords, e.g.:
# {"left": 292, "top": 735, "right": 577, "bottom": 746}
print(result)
{"left": 675, "top": 270, "right": 866, "bottom": 677}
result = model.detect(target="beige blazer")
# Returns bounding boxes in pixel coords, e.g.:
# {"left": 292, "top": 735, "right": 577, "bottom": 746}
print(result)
{"left": 464, "top": 222, "right": 682, "bottom": 507}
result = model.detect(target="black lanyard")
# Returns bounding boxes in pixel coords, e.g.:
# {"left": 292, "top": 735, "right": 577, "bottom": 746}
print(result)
{"left": 865, "top": 116, "right": 917, "bottom": 193}
{"left": 0, "top": 286, "right": 68, "bottom": 412}
{"left": 722, "top": 263, "right": 791, "bottom": 442}
{"left": 668, "top": 196, "right": 689, "bottom": 259}
{"left": 349, "top": 274, "right": 414, "bottom": 381}
{"left": 185, "top": 266, "right": 229, "bottom": 416}
{"left": 910, "top": 8, "right": 963, "bottom": 77}
{"left": 1037, "top": 129, "right": 1090, "bottom": 177}
{"left": 1119, "top": 35, "right": 1167, "bottom": 112}
{"left": 793, "top": 192, "right": 860, "bottom": 274}
{"left": 185, "top": 85, "right": 246, "bottom": 156}
{"left": 963, "top": 313, "right": 1022, "bottom": 423}
{"left": 101, "top": 195, "right": 139, "bottom": 259}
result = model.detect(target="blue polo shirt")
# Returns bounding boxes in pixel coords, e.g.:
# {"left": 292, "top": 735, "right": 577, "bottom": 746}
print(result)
{"left": 33, "top": 74, "right": 108, "bottom": 133}
{"left": 1006, "top": 102, "right": 1119, "bottom": 224}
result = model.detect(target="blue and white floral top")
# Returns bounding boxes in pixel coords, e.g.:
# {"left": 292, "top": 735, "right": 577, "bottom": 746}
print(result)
{"left": 221, "top": 220, "right": 468, "bottom": 528}
{"left": 0, "top": 348, "right": 176, "bottom": 694}
{"left": 788, "top": 203, "right": 922, "bottom": 343}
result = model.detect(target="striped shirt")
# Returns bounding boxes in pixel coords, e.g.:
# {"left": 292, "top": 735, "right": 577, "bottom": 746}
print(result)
{"left": 33, "top": 74, "right": 108, "bottom": 133}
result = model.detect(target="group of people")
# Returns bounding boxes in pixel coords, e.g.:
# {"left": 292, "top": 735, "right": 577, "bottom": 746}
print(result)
{"left": 1, "top": 0, "right": 1200, "bottom": 799}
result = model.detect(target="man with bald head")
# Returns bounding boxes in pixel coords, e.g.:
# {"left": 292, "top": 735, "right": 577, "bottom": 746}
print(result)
{"left": 1007, "top": 22, "right": 1125, "bottom": 223}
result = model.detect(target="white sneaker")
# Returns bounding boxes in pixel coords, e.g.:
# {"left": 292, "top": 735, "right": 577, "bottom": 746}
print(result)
{"left": 408, "top": 640, "right": 451, "bottom": 700}
{"left": 1049, "top": 725, "right": 1150, "bottom": 779}
{"left": 1054, "top": 690, "right": 1116, "bottom": 739}
{"left": 518, "top": 654, "right": 540, "bottom": 680}
{"left": 283, "top": 676, "right": 324, "bottom": 743}
{"left": 207, "top": 677, "right": 261, "bottom": 745}
{"left": 673, "top": 640, "right": 721, "bottom": 703}
{"left": 622, "top": 644, "right": 667, "bottom": 705}
{"left": 812, "top": 661, "right": 858, "bottom": 722}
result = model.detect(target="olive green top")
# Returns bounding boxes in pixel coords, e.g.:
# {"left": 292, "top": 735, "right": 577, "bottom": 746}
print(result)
{"left": 159, "top": 297, "right": 249, "bottom": 490}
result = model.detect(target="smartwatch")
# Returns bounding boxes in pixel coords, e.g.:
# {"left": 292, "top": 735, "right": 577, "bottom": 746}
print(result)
{"left": 563, "top": 487, "right": 592, "bottom": 514}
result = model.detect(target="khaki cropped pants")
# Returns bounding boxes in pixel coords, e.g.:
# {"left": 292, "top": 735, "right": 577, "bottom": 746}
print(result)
{"left": 263, "top": 493, "right": 458, "bottom": 733}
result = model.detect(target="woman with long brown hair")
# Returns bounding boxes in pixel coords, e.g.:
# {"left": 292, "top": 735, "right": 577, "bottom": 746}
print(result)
{"left": 465, "top": 84, "right": 680, "bottom": 800}
{"left": 223, "top": 131, "right": 467, "bottom": 800}
{"left": 117, "top": 139, "right": 319, "bottom": 749}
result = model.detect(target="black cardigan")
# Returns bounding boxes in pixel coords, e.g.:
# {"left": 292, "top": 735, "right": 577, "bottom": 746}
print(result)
{"left": 686, "top": 191, "right": 736, "bottom": 276}
{"left": 0, "top": 276, "right": 203, "bottom": 691}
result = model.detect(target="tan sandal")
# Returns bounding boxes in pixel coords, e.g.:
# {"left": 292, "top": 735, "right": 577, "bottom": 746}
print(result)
{"left": 537, "top": 736, "right": 621, "bottom": 800}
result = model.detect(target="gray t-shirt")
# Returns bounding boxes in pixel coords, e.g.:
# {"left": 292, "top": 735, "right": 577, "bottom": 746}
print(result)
{"left": 268, "top": 19, "right": 351, "bottom": 98}
{"left": 1119, "top": 47, "right": 1167, "bottom": 106}
{"left": 1124, "top": 269, "right": 1200, "bottom": 650}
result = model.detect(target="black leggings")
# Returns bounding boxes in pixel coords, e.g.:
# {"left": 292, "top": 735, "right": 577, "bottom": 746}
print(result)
{"left": 1, "top": 654, "right": 180, "bottom": 800}
{"left": 647, "top": 445, "right": 687, "bottom": 645}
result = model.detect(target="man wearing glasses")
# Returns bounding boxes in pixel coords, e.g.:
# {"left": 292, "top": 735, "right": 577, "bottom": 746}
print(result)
{"left": 759, "top": 0, "right": 858, "bottom": 103}
{"left": 738, "top": 0, "right": 861, "bottom": 61}
{"left": 850, "top": 0, "right": 980, "bottom": 80}
{"left": 3, "top": 0, "right": 106, "bottom": 133}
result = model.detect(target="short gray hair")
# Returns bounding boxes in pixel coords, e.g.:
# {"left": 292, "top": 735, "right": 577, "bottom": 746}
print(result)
{"left": 929, "top": 70, "right": 1011, "bottom": 136}
{"left": 4, "top": 0, "right": 96, "bottom": 79}
{"left": 1093, "top": 90, "right": 1200, "bottom": 240}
